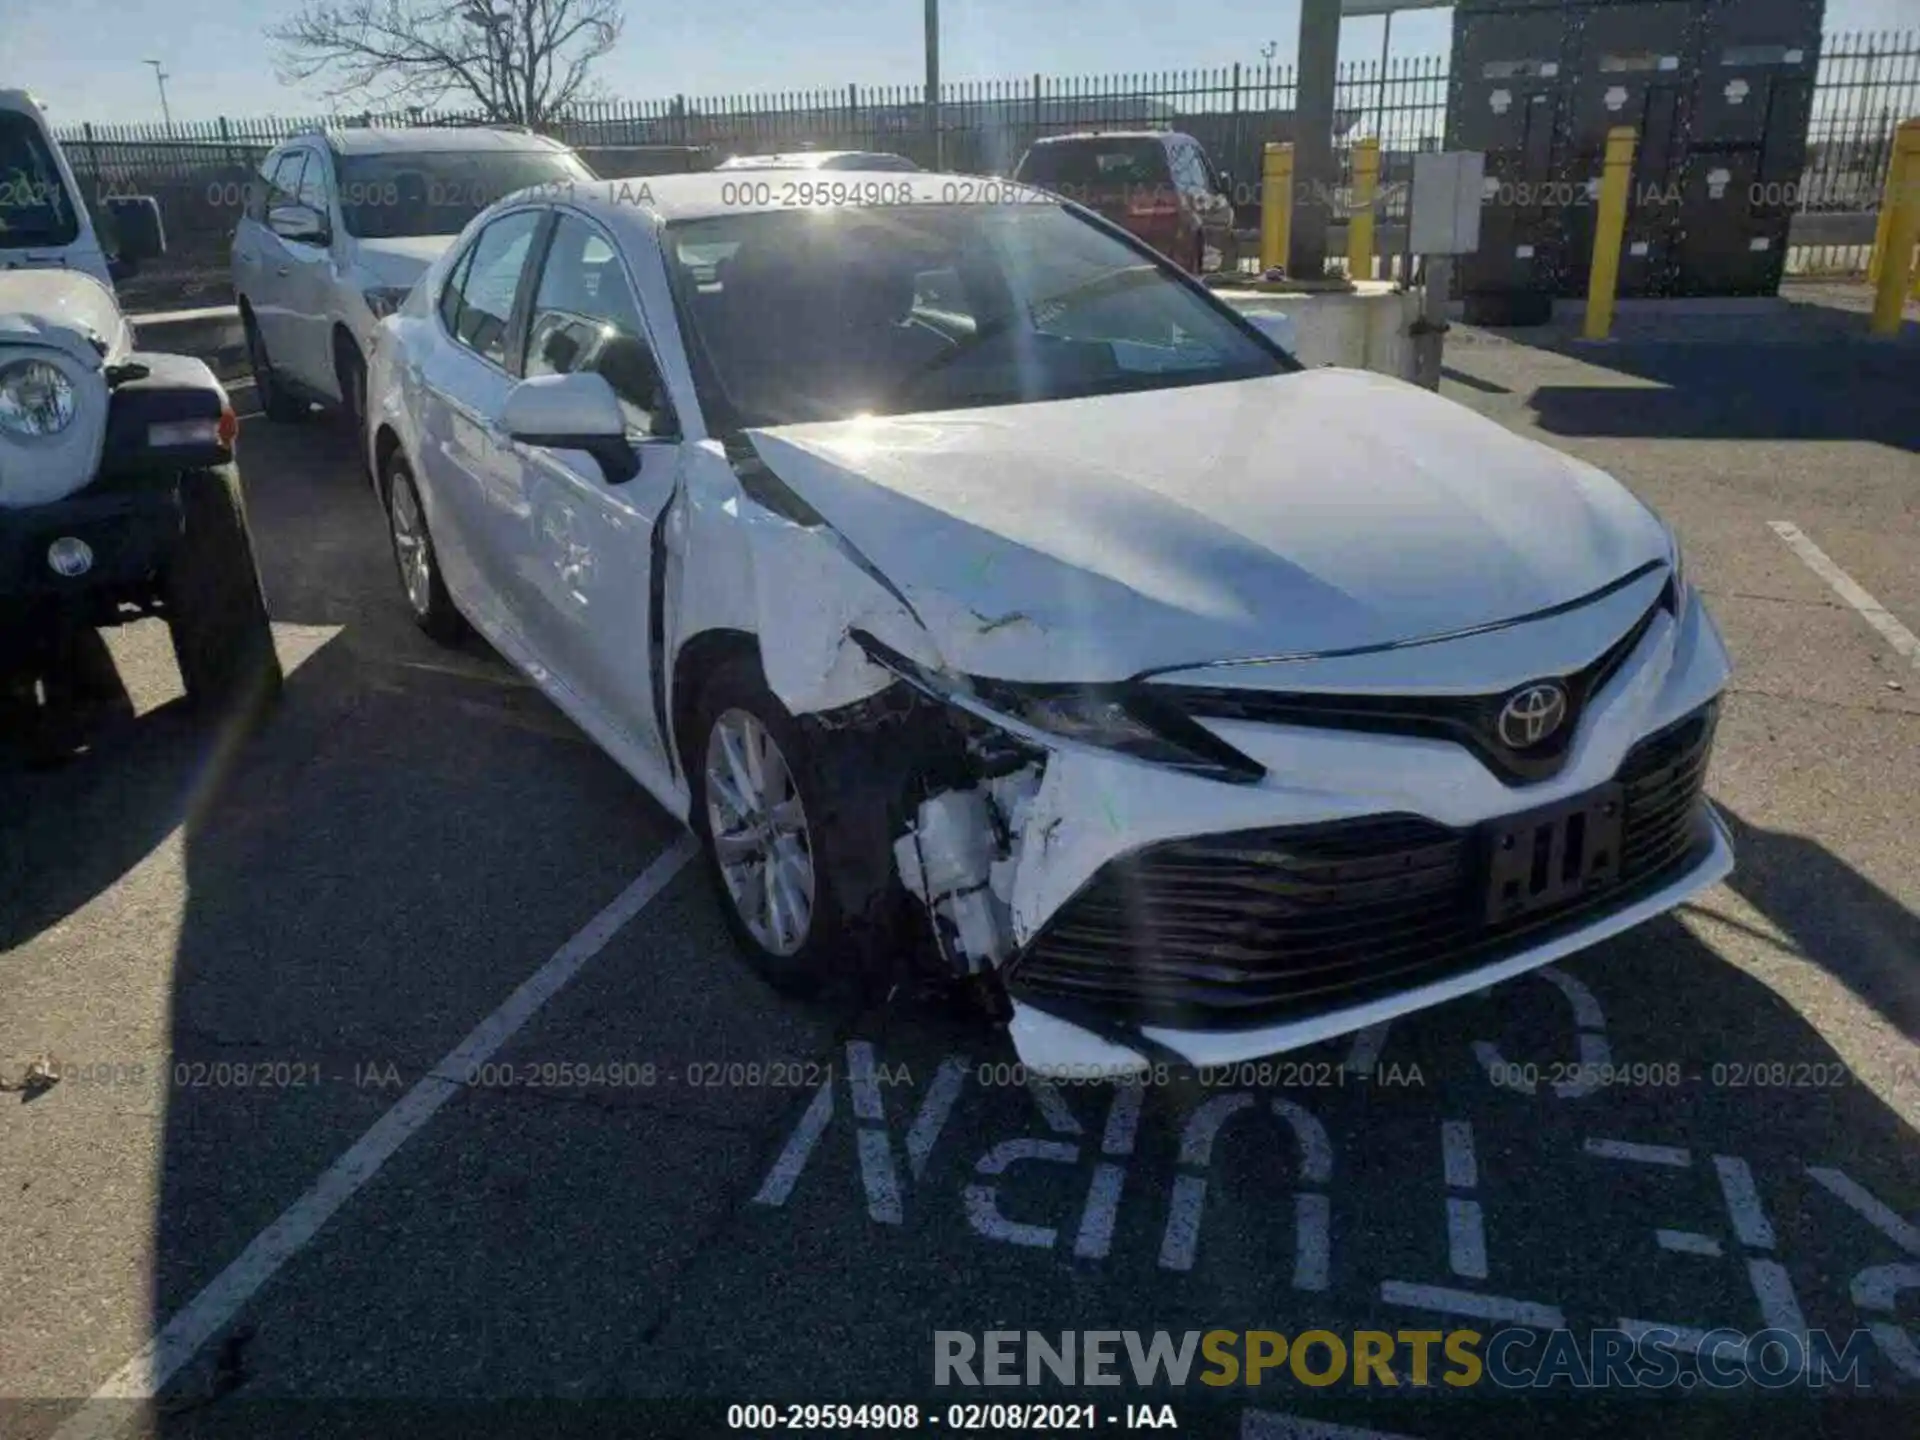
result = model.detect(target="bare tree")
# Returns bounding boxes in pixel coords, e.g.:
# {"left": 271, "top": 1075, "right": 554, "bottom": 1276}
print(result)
{"left": 270, "top": 1, "right": 625, "bottom": 126}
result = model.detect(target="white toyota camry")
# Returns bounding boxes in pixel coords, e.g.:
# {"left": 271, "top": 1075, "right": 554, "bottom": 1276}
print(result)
{"left": 365, "top": 172, "right": 1733, "bottom": 1077}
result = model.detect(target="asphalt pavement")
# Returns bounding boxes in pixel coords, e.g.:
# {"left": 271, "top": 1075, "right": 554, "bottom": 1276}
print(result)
{"left": 2, "top": 308, "right": 1917, "bottom": 1440}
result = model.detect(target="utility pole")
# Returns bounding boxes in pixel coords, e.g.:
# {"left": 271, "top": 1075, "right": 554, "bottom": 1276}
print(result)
{"left": 144, "top": 59, "right": 174, "bottom": 135}
{"left": 1290, "top": 0, "right": 1341, "bottom": 280}
{"left": 924, "top": 0, "right": 942, "bottom": 170}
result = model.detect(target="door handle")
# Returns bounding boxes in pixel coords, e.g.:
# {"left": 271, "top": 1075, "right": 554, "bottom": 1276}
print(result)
{"left": 276, "top": 265, "right": 291, "bottom": 277}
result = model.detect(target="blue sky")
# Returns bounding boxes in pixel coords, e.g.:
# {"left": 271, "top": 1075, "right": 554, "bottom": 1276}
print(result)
{"left": 9, "top": 0, "right": 1916, "bottom": 124}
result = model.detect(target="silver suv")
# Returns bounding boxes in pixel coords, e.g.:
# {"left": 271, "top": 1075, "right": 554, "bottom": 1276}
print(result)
{"left": 232, "top": 126, "right": 592, "bottom": 443}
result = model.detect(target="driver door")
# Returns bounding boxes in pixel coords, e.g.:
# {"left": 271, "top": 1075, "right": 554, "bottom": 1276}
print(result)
{"left": 248, "top": 150, "right": 310, "bottom": 369}
{"left": 503, "top": 209, "right": 682, "bottom": 765}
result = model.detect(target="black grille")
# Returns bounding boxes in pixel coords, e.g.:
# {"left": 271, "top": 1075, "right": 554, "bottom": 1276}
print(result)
{"left": 1009, "top": 702, "right": 1718, "bottom": 1030}
{"left": 1157, "top": 588, "right": 1671, "bottom": 785}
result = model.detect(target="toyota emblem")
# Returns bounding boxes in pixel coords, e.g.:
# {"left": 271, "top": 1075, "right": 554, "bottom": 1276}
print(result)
{"left": 1497, "top": 682, "right": 1569, "bottom": 750}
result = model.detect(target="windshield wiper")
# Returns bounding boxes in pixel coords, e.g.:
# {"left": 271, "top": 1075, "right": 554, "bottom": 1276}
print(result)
{"left": 889, "top": 263, "right": 1162, "bottom": 399}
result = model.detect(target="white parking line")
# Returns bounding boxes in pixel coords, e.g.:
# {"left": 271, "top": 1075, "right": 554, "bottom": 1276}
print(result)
{"left": 50, "top": 835, "right": 698, "bottom": 1440}
{"left": 1378, "top": 1280, "right": 1565, "bottom": 1328}
{"left": 1584, "top": 1136, "right": 1691, "bottom": 1167}
{"left": 1769, "top": 521, "right": 1920, "bottom": 669}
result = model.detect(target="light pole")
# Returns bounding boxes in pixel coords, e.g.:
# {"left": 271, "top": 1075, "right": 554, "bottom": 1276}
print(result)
{"left": 924, "top": 0, "right": 942, "bottom": 170}
{"left": 144, "top": 59, "right": 174, "bottom": 134}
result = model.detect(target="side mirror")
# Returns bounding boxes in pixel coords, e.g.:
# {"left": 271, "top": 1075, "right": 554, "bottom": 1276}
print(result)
{"left": 1246, "top": 310, "right": 1298, "bottom": 356}
{"left": 268, "top": 203, "right": 329, "bottom": 246}
{"left": 106, "top": 196, "right": 166, "bottom": 262}
{"left": 502, "top": 371, "right": 638, "bottom": 484}
{"left": 593, "top": 333, "right": 678, "bottom": 439}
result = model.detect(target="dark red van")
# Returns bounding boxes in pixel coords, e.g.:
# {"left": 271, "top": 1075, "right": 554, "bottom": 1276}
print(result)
{"left": 1012, "top": 130, "right": 1235, "bottom": 275}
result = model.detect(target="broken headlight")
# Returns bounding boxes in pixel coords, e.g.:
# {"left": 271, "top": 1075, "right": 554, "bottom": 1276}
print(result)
{"left": 849, "top": 631, "right": 1263, "bottom": 784}
{"left": 970, "top": 680, "right": 1265, "bottom": 784}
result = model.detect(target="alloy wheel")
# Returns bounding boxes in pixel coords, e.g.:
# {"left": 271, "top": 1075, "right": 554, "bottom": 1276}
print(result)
{"left": 388, "top": 476, "right": 433, "bottom": 617}
{"left": 704, "top": 708, "right": 816, "bottom": 957}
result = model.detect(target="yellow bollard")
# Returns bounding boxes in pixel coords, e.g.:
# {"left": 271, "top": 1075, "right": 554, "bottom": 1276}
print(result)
{"left": 1584, "top": 126, "right": 1637, "bottom": 341}
{"left": 1261, "top": 142, "right": 1294, "bottom": 274}
{"left": 1867, "top": 163, "right": 1894, "bottom": 287}
{"left": 1347, "top": 137, "right": 1380, "bottom": 282}
{"left": 1870, "top": 119, "right": 1920, "bottom": 334}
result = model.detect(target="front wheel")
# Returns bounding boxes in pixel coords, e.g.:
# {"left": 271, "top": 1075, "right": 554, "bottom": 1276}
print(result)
{"left": 164, "top": 465, "right": 283, "bottom": 717}
{"left": 244, "top": 312, "right": 305, "bottom": 423}
{"left": 337, "top": 342, "right": 370, "bottom": 479}
{"left": 690, "top": 658, "right": 899, "bottom": 997}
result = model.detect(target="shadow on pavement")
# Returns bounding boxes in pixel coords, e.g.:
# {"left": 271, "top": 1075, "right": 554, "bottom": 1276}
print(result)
{"left": 1716, "top": 803, "right": 1920, "bottom": 1044}
{"left": 1515, "top": 340, "right": 1920, "bottom": 452}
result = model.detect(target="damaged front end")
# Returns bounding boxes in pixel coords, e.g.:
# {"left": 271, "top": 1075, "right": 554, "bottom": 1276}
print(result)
{"left": 840, "top": 631, "right": 1268, "bottom": 1036}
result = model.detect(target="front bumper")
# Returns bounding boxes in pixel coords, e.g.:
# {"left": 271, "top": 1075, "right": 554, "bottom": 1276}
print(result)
{"left": 0, "top": 478, "right": 180, "bottom": 617}
{"left": 983, "top": 579, "right": 1734, "bottom": 1076}
{"left": 1009, "top": 805, "right": 1732, "bottom": 1075}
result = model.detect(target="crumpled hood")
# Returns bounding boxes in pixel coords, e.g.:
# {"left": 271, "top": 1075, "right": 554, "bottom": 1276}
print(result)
{"left": 0, "top": 269, "right": 125, "bottom": 368}
{"left": 352, "top": 235, "right": 455, "bottom": 289}
{"left": 745, "top": 369, "right": 1670, "bottom": 682}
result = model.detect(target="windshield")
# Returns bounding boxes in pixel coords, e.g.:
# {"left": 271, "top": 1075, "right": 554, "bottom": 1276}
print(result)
{"left": 0, "top": 111, "right": 81, "bottom": 249}
{"left": 665, "top": 203, "right": 1289, "bottom": 431}
{"left": 337, "top": 148, "right": 594, "bottom": 239}
{"left": 1015, "top": 137, "right": 1171, "bottom": 198}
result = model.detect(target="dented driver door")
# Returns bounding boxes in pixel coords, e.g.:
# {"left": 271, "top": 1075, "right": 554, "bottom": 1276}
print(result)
{"left": 507, "top": 211, "right": 681, "bottom": 768}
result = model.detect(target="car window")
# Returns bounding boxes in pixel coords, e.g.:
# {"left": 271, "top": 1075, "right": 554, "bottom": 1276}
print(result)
{"left": 336, "top": 149, "right": 593, "bottom": 240}
{"left": 244, "top": 155, "right": 278, "bottom": 223}
{"left": 0, "top": 109, "right": 80, "bottom": 249}
{"left": 268, "top": 151, "right": 306, "bottom": 211}
{"left": 664, "top": 201, "right": 1288, "bottom": 430}
{"left": 1197, "top": 147, "right": 1224, "bottom": 195}
{"left": 524, "top": 212, "right": 669, "bottom": 433}
{"left": 294, "top": 149, "right": 329, "bottom": 217}
{"left": 438, "top": 239, "right": 477, "bottom": 334}
{"left": 442, "top": 209, "right": 543, "bottom": 369}
{"left": 1015, "top": 138, "right": 1173, "bottom": 202}
{"left": 1169, "top": 140, "right": 1207, "bottom": 197}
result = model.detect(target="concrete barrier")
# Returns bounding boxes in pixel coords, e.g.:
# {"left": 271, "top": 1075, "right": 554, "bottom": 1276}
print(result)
{"left": 130, "top": 305, "right": 247, "bottom": 379}
{"left": 1220, "top": 281, "right": 1420, "bottom": 380}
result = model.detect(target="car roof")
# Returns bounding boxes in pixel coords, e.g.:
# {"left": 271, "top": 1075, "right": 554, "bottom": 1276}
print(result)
{"left": 1026, "top": 130, "right": 1183, "bottom": 146}
{"left": 302, "top": 126, "right": 573, "bottom": 157}
{"left": 535, "top": 171, "right": 1054, "bottom": 226}
{"left": 0, "top": 89, "right": 52, "bottom": 121}
{"left": 715, "top": 151, "right": 913, "bottom": 171}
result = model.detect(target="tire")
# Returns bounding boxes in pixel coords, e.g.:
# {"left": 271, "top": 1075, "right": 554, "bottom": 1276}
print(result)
{"left": 336, "top": 340, "right": 369, "bottom": 474}
{"left": 164, "top": 465, "right": 283, "bottom": 717}
{"left": 384, "top": 453, "right": 465, "bottom": 644}
{"left": 244, "top": 311, "right": 305, "bottom": 423}
{"left": 689, "top": 657, "right": 899, "bottom": 998}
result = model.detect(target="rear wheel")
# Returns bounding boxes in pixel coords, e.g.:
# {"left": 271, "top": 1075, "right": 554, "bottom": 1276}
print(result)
{"left": 243, "top": 311, "right": 305, "bottom": 423}
{"left": 384, "top": 453, "right": 465, "bottom": 644}
{"left": 164, "top": 465, "right": 283, "bottom": 717}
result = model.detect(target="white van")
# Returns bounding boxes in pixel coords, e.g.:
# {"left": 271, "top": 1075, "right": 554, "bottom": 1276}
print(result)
{"left": 0, "top": 89, "right": 165, "bottom": 295}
